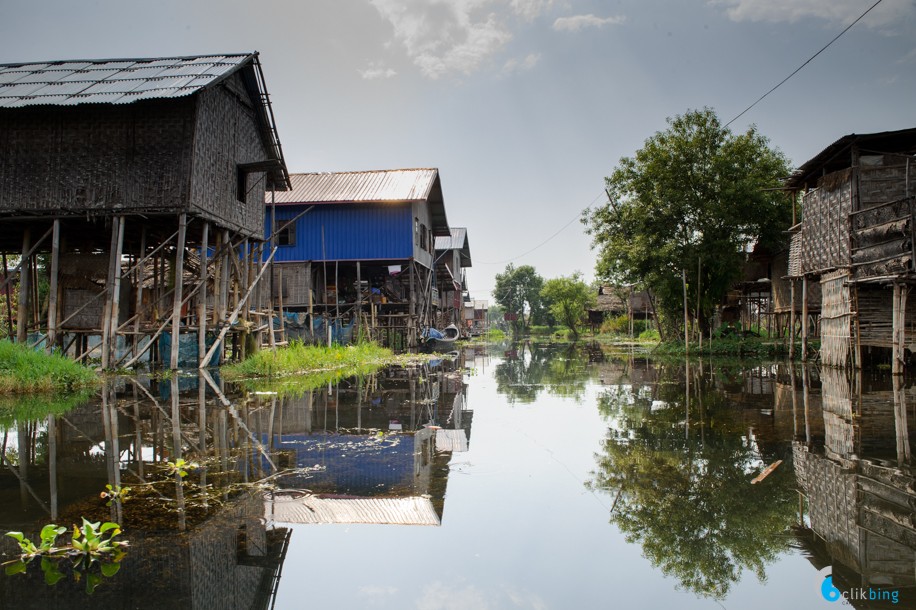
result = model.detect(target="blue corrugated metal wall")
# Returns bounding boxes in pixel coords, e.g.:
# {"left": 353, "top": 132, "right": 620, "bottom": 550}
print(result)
{"left": 266, "top": 202, "right": 413, "bottom": 262}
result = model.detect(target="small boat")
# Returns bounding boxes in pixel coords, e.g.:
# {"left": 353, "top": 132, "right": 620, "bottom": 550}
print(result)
{"left": 420, "top": 324, "right": 460, "bottom": 352}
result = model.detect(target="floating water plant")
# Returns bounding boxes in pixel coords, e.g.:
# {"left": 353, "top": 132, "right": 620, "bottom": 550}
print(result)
{"left": 3, "top": 518, "right": 128, "bottom": 594}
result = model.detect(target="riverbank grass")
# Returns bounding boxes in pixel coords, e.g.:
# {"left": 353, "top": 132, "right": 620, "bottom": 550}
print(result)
{"left": 0, "top": 339, "right": 98, "bottom": 394}
{"left": 223, "top": 341, "right": 396, "bottom": 379}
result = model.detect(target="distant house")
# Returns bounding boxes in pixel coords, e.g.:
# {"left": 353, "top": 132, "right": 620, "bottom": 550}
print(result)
{"left": 588, "top": 286, "right": 653, "bottom": 331}
{"left": 463, "top": 299, "right": 489, "bottom": 335}
{"left": 265, "top": 168, "right": 450, "bottom": 348}
{"left": 0, "top": 52, "right": 289, "bottom": 367}
{"left": 434, "top": 227, "right": 472, "bottom": 329}
{"left": 786, "top": 127, "right": 916, "bottom": 371}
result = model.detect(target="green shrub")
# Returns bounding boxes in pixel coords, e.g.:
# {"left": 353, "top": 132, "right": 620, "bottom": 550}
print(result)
{"left": 0, "top": 340, "right": 98, "bottom": 394}
{"left": 638, "top": 328, "right": 660, "bottom": 341}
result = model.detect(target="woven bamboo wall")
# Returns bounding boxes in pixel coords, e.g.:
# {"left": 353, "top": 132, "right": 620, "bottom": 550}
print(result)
{"left": 273, "top": 262, "right": 312, "bottom": 307}
{"left": 859, "top": 154, "right": 913, "bottom": 208}
{"left": 821, "top": 368, "right": 856, "bottom": 458}
{"left": 856, "top": 286, "right": 916, "bottom": 348}
{"left": 820, "top": 270, "right": 854, "bottom": 367}
{"left": 0, "top": 100, "right": 194, "bottom": 216}
{"left": 190, "top": 73, "right": 268, "bottom": 238}
{"left": 800, "top": 169, "right": 853, "bottom": 274}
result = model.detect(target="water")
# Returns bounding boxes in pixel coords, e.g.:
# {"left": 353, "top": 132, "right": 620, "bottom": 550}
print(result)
{"left": 0, "top": 343, "right": 913, "bottom": 609}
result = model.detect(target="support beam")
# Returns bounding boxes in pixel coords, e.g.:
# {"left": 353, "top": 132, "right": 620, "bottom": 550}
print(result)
{"left": 16, "top": 229, "right": 31, "bottom": 344}
{"left": 46, "top": 219, "right": 61, "bottom": 352}
{"left": 132, "top": 227, "right": 147, "bottom": 360}
{"left": 198, "top": 222, "right": 209, "bottom": 368}
{"left": 801, "top": 276, "right": 809, "bottom": 362}
{"left": 892, "top": 282, "right": 907, "bottom": 375}
{"left": 107, "top": 216, "right": 126, "bottom": 368}
{"left": 170, "top": 213, "right": 188, "bottom": 370}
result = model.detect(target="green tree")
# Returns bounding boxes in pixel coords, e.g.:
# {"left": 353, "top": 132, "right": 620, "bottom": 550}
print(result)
{"left": 582, "top": 108, "right": 791, "bottom": 340}
{"left": 588, "top": 364, "right": 796, "bottom": 600}
{"left": 492, "top": 264, "right": 545, "bottom": 337}
{"left": 540, "top": 272, "right": 595, "bottom": 339}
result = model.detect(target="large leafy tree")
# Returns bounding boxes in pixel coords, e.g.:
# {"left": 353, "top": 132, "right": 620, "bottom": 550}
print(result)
{"left": 540, "top": 272, "right": 595, "bottom": 339}
{"left": 492, "top": 264, "right": 544, "bottom": 337}
{"left": 583, "top": 108, "right": 791, "bottom": 339}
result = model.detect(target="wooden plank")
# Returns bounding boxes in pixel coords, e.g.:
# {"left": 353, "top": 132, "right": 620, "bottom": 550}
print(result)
{"left": 198, "top": 221, "right": 209, "bottom": 367}
{"left": 15, "top": 228, "right": 31, "bottom": 344}
{"left": 751, "top": 460, "right": 783, "bottom": 484}
{"left": 46, "top": 219, "right": 61, "bottom": 352}
{"left": 170, "top": 213, "right": 187, "bottom": 370}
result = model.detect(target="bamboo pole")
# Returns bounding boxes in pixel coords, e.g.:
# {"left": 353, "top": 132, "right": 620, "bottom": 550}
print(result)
{"left": 198, "top": 222, "right": 209, "bottom": 367}
{"left": 170, "top": 213, "right": 187, "bottom": 370}
{"left": 46, "top": 219, "right": 61, "bottom": 352}
{"left": 801, "top": 276, "right": 809, "bottom": 362}
{"left": 16, "top": 228, "right": 31, "bottom": 344}
{"left": 682, "top": 267, "right": 689, "bottom": 357}
{"left": 106, "top": 216, "right": 126, "bottom": 368}
{"left": 199, "top": 247, "right": 277, "bottom": 368}
{"left": 132, "top": 227, "right": 147, "bottom": 360}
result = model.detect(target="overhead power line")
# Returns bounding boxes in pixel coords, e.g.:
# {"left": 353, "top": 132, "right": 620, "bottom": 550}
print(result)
{"left": 726, "top": 0, "right": 884, "bottom": 127}
{"left": 477, "top": 192, "right": 605, "bottom": 265}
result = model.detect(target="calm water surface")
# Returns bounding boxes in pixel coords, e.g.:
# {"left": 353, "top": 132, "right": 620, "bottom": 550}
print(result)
{"left": 0, "top": 343, "right": 913, "bottom": 609}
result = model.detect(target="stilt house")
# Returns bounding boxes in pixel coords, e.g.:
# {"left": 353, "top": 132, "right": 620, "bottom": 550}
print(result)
{"left": 265, "top": 169, "right": 450, "bottom": 348}
{"left": 0, "top": 52, "right": 290, "bottom": 368}
{"left": 434, "top": 227, "right": 472, "bottom": 330}
{"left": 787, "top": 128, "right": 916, "bottom": 371}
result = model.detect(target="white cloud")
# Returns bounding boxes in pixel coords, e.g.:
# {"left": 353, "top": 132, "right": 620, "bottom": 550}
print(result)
{"left": 510, "top": 0, "right": 558, "bottom": 21}
{"left": 899, "top": 47, "right": 916, "bottom": 63}
{"left": 712, "top": 0, "right": 916, "bottom": 28}
{"left": 369, "top": 0, "right": 512, "bottom": 79}
{"left": 359, "top": 61, "right": 398, "bottom": 79}
{"left": 503, "top": 52, "right": 541, "bottom": 73}
{"left": 552, "top": 14, "right": 626, "bottom": 32}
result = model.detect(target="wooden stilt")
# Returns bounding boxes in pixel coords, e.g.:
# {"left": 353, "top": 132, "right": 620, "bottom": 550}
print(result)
{"left": 892, "top": 282, "right": 906, "bottom": 375}
{"left": 101, "top": 220, "right": 120, "bottom": 369}
{"left": 801, "top": 276, "right": 809, "bottom": 362}
{"left": 198, "top": 222, "right": 209, "bottom": 367}
{"left": 132, "top": 227, "right": 147, "bottom": 360}
{"left": 2, "top": 254, "right": 13, "bottom": 339}
{"left": 356, "top": 261, "right": 362, "bottom": 342}
{"left": 47, "top": 219, "right": 61, "bottom": 353}
{"left": 170, "top": 213, "right": 187, "bottom": 370}
{"left": 16, "top": 228, "right": 31, "bottom": 344}
{"left": 107, "top": 216, "right": 126, "bottom": 368}
{"left": 789, "top": 279, "right": 796, "bottom": 359}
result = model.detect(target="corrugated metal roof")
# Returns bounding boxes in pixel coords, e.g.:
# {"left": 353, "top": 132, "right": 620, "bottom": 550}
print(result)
{"left": 267, "top": 493, "right": 440, "bottom": 526}
{"left": 435, "top": 227, "right": 471, "bottom": 267}
{"left": 435, "top": 429, "right": 468, "bottom": 453}
{"left": 271, "top": 169, "right": 439, "bottom": 204}
{"left": 0, "top": 54, "right": 247, "bottom": 107}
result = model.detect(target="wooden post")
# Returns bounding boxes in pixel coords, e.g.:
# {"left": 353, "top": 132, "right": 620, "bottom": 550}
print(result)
{"left": 107, "top": 216, "right": 126, "bottom": 368}
{"left": 100, "top": 220, "right": 120, "bottom": 369}
{"left": 801, "top": 276, "right": 809, "bottom": 362}
{"left": 682, "top": 267, "right": 689, "bottom": 357}
{"left": 170, "top": 213, "right": 187, "bottom": 370}
{"left": 2, "top": 254, "right": 13, "bottom": 339}
{"left": 409, "top": 260, "right": 417, "bottom": 347}
{"left": 47, "top": 220, "right": 61, "bottom": 352}
{"left": 892, "top": 282, "right": 906, "bottom": 375}
{"left": 16, "top": 228, "right": 31, "bottom": 344}
{"left": 198, "top": 222, "right": 209, "bottom": 367}
{"left": 356, "top": 261, "right": 362, "bottom": 343}
{"left": 789, "top": 279, "right": 796, "bottom": 359}
{"left": 132, "top": 227, "right": 147, "bottom": 361}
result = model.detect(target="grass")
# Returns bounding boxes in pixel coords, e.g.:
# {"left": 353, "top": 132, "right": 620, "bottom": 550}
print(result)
{"left": 222, "top": 341, "right": 434, "bottom": 380}
{"left": 0, "top": 339, "right": 98, "bottom": 394}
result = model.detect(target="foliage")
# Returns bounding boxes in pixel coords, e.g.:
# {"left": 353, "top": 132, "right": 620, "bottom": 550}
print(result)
{"left": 583, "top": 108, "right": 792, "bottom": 340}
{"left": 601, "top": 314, "right": 650, "bottom": 337}
{"left": 493, "top": 342, "right": 595, "bottom": 404}
{"left": 638, "top": 328, "right": 660, "bottom": 342}
{"left": 655, "top": 335, "right": 788, "bottom": 359}
{"left": 492, "top": 264, "right": 546, "bottom": 337}
{"left": 165, "top": 458, "right": 199, "bottom": 478}
{"left": 223, "top": 340, "right": 394, "bottom": 379}
{"left": 4, "top": 519, "right": 128, "bottom": 594}
{"left": 0, "top": 389, "right": 93, "bottom": 428}
{"left": 0, "top": 339, "right": 98, "bottom": 394}
{"left": 486, "top": 328, "right": 506, "bottom": 341}
{"left": 588, "top": 365, "right": 796, "bottom": 599}
{"left": 540, "top": 272, "right": 595, "bottom": 339}
{"left": 99, "top": 484, "right": 131, "bottom": 507}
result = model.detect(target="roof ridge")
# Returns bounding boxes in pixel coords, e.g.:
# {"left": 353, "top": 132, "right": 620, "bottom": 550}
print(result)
{"left": 290, "top": 168, "right": 438, "bottom": 177}
{"left": 0, "top": 52, "right": 255, "bottom": 69}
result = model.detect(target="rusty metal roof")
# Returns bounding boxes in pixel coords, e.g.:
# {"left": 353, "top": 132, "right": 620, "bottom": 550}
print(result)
{"left": 0, "top": 52, "right": 290, "bottom": 189}
{"left": 271, "top": 169, "right": 450, "bottom": 234}
{"left": 0, "top": 54, "right": 248, "bottom": 107}
{"left": 266, "top": 493, "right": 440, "bottom": 526}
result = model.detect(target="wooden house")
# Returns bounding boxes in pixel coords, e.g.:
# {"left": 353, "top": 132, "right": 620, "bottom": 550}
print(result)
{"left": 265, "top": 168, "right": 450, "bottom": 348}
{"left": 434, "top": 227, "right": 472, "bottom": 329}
{"left": 0, "top": 52, "right": 290, "bottom": 368}
{"left": 786, "top": 128, "right": 916, "bottom": 371}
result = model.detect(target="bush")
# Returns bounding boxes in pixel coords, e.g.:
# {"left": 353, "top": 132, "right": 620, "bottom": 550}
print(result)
{"left": 638, "top": 328, "right": 660, "bottom": 341}
{"left": 601, "top": 315, "right": 651, "bottom": 337}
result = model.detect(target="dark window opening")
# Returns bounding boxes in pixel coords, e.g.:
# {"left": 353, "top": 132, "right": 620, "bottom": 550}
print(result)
{"left": 276, "top": 223, "right": 296, "bottom": 246}
{"left": 236, "top": 168, "right": 247, "bottom": 203}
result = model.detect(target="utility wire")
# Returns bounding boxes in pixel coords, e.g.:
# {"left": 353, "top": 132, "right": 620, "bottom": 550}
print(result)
{"left": 725, "top": 0, "right": 884, "bottom": 127}
{"left": 477, "top": 191, "right": 606, "bottom": 265}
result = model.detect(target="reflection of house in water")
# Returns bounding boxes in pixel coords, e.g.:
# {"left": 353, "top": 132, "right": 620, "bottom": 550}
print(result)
{"left": 793, "top": 369, "right": 916, "bottom": 607}
{"left": 257, "top": 362, "right": 472, "bottom": 526}
{"left": 0, "top": 374, "right": 292, "bottom": 609}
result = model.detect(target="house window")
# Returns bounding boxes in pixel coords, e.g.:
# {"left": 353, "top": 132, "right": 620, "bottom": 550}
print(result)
{"left": 420, "top": 224, "right": 428, "bottom": 252}
{"left": 415, "top": 217, "right": 420, "bottom": 245}
{"left": 276, "top": 223, "right": 296, "bottom": 246}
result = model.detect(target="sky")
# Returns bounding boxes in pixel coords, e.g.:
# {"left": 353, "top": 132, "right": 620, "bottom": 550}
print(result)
{"left": 1, "top": 0, "right": 915, "bottom": 301}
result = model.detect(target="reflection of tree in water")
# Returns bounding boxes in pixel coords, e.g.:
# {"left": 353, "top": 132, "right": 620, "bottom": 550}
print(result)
{"left": 588, "top": 364, "right": 796, "bottom": 600}
{"left": 493, "top": 343, "right": 594, "bottom": 404}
